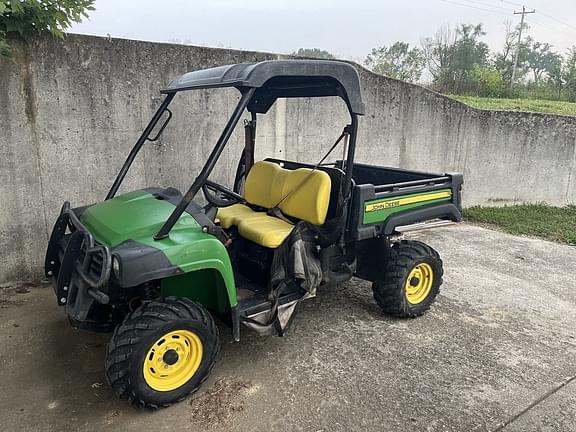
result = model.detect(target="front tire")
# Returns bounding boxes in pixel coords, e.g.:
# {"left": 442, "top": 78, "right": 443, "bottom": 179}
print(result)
{"left": 105, "top": 297, "right": 219, "bottom": 409}
{"left": 372, "top": 240, "right": 443, "bottom": 318}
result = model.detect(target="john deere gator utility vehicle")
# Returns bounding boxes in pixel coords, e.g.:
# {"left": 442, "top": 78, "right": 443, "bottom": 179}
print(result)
{"left": 45, "top": 60, "right": 463, "bottom": 408}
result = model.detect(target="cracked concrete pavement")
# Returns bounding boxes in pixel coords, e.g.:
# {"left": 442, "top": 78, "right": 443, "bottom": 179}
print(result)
{"left": 0, "top": 223, "right": 575, "bottom": 431}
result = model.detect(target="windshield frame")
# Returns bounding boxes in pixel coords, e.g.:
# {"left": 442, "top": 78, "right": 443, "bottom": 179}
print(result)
{"left": 105, "top": 86, "right": 359, "bottom": 241}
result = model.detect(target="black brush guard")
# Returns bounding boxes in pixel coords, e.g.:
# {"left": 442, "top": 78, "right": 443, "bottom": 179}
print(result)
{"left": 45, "top": 202, "right": 111, "bottom": 321}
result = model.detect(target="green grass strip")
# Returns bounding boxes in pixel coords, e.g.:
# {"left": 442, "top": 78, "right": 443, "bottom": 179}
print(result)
{"left": 464, "top": 204, "right": 576, "bottom": 245}
{"left": 449, "top": 95, "right": 576, "bottom": 117}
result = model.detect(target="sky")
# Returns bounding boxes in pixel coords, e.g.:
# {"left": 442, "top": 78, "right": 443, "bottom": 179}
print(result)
{"left": 70, "top": 0, "right": 576, "bottom": 61}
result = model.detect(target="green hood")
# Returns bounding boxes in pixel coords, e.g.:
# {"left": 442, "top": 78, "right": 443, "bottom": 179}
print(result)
{"left": 80, "top": 189, "right": 199, "bottom": 247}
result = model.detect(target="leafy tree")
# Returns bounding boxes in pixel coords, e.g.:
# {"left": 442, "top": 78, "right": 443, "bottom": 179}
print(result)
{"left": 422, "top": 23, "right": 489, "bottom": 93}
{"left": 451, "top": 25, "right": 489, "bottom": 73}
{"left": 547, "top": 60, "right": 565, "bottom": 100}
{"left": 493, "top": 21, "right": 541, "bottom": 88}
{"left": 421, "top": 24, "right": 455, "bottom": 83}
{"left": 291, "top": 48, "right": 336, "bottom": 60}
{"left": 0, "top": 0, "right": 94, "bottom": 58}
{"left": 364, "top": 41, "right": 424, "bottom": 82}
{"left": 494, "top": 21, "right": 522, "bottom": 84}
{"left": 526, "top": 41, "right": 562, "bottom": 83}
{"left": 565, "top": 46, "right": 576, "bottom": 102}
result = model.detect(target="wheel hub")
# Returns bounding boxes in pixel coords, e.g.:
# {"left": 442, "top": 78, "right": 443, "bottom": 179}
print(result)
{"left": 142, "top": 329, "right": 204, "bottom": 392}
{"left": 163, "top": 349, "right": 179, "bottom": 365}
{"left": 405, "top": 263, "right": 434, "bottom": 305}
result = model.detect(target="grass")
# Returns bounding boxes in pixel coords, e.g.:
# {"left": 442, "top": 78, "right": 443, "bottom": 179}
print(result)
{"left": 449, "top": 95, "right": 576, "bottom": 117}
{"left": 463, "top": 204, "right": 576, "bottom": 245}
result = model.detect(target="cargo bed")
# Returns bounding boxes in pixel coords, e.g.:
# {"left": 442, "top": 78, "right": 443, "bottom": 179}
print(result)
{"left": 346, "top": 163, "right": 463, "bottom": 240}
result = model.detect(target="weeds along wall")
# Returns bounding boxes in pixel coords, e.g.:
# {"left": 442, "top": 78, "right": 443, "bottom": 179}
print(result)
{"left": 1, "top": 34, "right": 575, "bottom": 283}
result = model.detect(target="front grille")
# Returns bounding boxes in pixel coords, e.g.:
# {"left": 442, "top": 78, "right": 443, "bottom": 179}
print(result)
{"left": 88, "top": 252, "right": 104, "bottom": 277}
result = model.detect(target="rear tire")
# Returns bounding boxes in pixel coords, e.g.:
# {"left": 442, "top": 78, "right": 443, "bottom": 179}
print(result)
{"left": 372, "top": 240, "right": 443, "bottom": 318}
{"left": 105, "top": 297, "right": 219, "bottom": 409}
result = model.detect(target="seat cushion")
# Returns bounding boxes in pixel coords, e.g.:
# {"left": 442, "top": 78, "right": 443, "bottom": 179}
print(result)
{"left": 237, "top": 214, "right": 294, "bottom": 248}
{"left": 217, "top": 204, "right": 293, "bottom": 248}
{"left": 217, "top": 204, "right": 257, "bottom": 229}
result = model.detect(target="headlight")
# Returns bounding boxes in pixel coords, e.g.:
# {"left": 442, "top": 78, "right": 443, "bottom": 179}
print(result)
{"left": 112, "top": 256, "right": 121, "bottom": 279}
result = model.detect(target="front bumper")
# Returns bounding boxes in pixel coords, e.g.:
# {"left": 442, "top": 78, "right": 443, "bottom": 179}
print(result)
{"left": 45, "top": 202, "right": 112, "bottom": 321}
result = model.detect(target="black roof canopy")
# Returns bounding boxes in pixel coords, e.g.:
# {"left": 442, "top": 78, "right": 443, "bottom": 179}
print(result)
{"left": 162, "top": 60, "right": 365, "bottom": 115}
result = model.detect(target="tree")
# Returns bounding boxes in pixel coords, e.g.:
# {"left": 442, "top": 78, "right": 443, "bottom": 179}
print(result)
{"left": 547, "top": 60, "right": 565, "bottom": 100}
{"left": 421, "top": 24, "right": 455, "bottom": 83}
{"left": 364, "top": 42, "right": 424, "bottom": 82}
{"left": 565, "top": 46, "right": 576, "bottom": 102}
{"left": 526, "top": 41, "right": 562, "bottom": 83}
{"left": 493, "top": 21, "right": 531, "bottom": 85}
{"left": 291, "top": 48, "right": 336, "bottom": 60}
{"left": 451, "top": 24, "right": 490, "bottom": 92}
{"left": 421, "top": 23, "right": 489, "bottom": 93}
{"left": 0, "top": 0, "right": 94, "bottom": 58}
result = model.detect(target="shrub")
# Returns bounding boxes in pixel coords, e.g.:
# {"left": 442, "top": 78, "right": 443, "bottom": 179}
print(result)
{"left": 468, "top": 64, "right": 507, "bottom": 97}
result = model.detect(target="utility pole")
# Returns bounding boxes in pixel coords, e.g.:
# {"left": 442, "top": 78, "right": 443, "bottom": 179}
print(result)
{"left": 510, "top": 6, "right": 535, "bottom": 87}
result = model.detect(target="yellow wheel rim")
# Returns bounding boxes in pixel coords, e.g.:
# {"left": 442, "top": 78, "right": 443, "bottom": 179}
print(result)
{"left": 405, "top": 263, "right": 434, "bottom": 305}
{"left": 143, "top": 329, "right": 203, "bottom": 392}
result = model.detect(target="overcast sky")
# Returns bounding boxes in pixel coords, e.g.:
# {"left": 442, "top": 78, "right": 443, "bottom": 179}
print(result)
{"left": 70, "top": 0, "right": 576, "bottom": 61}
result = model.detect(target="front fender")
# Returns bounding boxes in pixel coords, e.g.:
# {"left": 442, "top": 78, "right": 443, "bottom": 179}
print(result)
{"left": 113, "top": 236, "right": 237, "bottom": 307}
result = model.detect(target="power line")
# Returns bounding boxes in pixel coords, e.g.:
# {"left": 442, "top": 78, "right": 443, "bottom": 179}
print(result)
{"left": 529, "top": 19, "right": 562, "bottom": 34}
{"left": 498, "top": 0, "right": 526, "bottom": 8}
{"left": 438, "top": 0, "right": 510, "bottom": 17}
{"left": 459, "top": 0, "right": 512, "bottom": 12}
{"left": 529, "top": 19, "right": 576, "bottom": 45}
{"left": 437, "top": 0, "right": 576, "bottom": 50}
{"left": 538, "top": 11, "right": 576, "bottom": 33}
{"left": 442, "top": 0, "right": 576, "bottom": 40}
{"left": 496, "top": 0, "right": 576, "bottom": 35}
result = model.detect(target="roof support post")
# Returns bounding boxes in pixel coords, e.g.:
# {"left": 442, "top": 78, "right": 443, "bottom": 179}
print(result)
{"left": 106, "top": 92, "right": 175, "bottom": 200}
{"left": 342, "top": 113, "right": 359, "bottom": 199}
{"left": 154, "top": 88, "right": 256, "bottom": 240}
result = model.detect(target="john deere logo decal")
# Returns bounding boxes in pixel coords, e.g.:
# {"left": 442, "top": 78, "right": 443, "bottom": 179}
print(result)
{"left": 365, "top": 190, "right": 452, "bottom": 214}
{"left": 367, "top": 200, "right": 401, "bottom": 211}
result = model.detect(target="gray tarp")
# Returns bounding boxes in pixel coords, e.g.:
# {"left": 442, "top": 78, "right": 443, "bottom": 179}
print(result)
{"left": 242, "top": 222, "right": 322, "bottom": 336}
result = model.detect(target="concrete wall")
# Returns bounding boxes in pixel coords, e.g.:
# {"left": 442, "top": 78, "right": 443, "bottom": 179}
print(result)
{"left": 1, "top": 34, "right": 575, "bottom": 284}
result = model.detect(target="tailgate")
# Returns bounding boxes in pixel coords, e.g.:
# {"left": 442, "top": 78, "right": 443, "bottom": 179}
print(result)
{"left": 347, "top": 171, "right": 463, "bottom": 241}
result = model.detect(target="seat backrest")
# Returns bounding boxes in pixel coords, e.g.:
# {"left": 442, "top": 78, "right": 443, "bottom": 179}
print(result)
{"left": 279, "top": 168, "right": 331, "bottom": 225}
{"left": 244, "top": 161, "right": 284, "bottom": 209}
{"left": 244, "top": 161, "right": 332, "bottom": 225}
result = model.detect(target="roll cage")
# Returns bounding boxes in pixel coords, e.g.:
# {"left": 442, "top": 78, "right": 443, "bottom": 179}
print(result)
{"left": 105, "top": 60, "right": 365, "bottom": 240}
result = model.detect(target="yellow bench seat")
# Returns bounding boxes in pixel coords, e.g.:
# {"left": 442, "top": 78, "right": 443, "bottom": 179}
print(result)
{"left": 216, "top": 161, "right": 331, "bottom": 249}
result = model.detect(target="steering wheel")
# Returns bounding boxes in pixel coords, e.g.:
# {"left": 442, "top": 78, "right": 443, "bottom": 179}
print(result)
{"left": 202, "top": 180, "right": 244, "bottom": 208}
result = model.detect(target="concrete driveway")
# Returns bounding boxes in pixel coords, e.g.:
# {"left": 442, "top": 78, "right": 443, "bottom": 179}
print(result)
{"left": 1, "top": 224, "right": 575, "bottom": 432}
